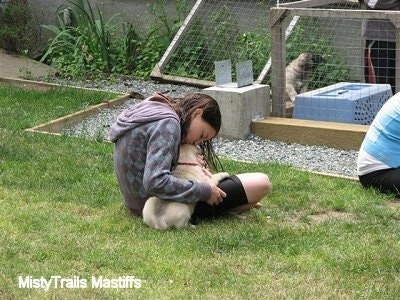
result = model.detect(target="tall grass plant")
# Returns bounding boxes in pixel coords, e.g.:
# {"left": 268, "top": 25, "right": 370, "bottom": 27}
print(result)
{"left": 39, "top": 0, "right": 190, "bottom": 79}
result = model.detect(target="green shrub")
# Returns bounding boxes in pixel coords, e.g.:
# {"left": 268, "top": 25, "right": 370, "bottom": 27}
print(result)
{"left": 237, "top": 30, "right": 271, "bottom": 80}
{"left": 40, "top": 0, "right": 122, "bottom": 79}
{"left": 0, "top": 0, "right": 41, "bottom": 56}
{"left": 164, "top": 19, "right": 214, "bottom": 80}
{"left": 164, "top": 5, "right": 271, "bottom": 82}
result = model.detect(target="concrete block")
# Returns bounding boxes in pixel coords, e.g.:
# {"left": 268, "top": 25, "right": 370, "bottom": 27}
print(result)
{"left": 203, "top": 84, "right": 269, "bottom": 139}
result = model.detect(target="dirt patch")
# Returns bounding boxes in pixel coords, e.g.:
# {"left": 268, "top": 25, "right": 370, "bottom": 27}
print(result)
{"left": 386, "top": 201, "right": 400, "bottom": 209}
{"left": 285, "top": 211, "right": 356, "bottom": 225}
{"left": 308, "top": 211, "right": 356, "bottom": 223}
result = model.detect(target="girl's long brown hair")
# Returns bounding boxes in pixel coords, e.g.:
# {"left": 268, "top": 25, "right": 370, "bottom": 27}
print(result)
{"left": 172, "top": 92, "right": 223, "bottom": 171}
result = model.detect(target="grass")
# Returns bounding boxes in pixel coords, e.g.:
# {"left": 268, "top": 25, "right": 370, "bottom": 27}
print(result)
{"left": 1, "top": 83, "right": 400, "bottom": 299}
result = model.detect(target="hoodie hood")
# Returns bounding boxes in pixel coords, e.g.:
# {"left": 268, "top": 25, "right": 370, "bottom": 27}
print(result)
{"left": 109, "top": 92, "right": 179, "bottom": 142}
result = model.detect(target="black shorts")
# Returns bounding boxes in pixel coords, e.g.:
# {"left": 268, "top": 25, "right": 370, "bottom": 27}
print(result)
{"left": 359, "top": 168, "right": 400, "bottom": 198}
{"left": 192, "top": 175, "right": 249, "bottom": 219}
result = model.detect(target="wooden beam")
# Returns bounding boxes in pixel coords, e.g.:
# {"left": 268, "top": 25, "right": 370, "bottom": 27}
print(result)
{"left": 251, "top": 117, "right": 368, "bottom": 150}
{"left": 279, "top": 0, "right": 344, "bottom": 9}
{"left": 270, "top": 7, "right": 287, "bottom": 117}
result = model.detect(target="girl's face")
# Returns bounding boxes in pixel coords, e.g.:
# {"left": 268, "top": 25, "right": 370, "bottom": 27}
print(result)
{"left": 184, "top": 108, "right": 217, "bottom": 145}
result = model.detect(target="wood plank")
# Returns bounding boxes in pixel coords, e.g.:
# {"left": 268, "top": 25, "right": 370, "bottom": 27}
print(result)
{"left": 251, "top": 117, "right": 368, "bottom": 150}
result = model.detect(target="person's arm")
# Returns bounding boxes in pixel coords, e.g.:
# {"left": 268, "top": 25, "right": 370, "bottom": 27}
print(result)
{"left": 142, "top": 118, "right": 211, "bottom": 204}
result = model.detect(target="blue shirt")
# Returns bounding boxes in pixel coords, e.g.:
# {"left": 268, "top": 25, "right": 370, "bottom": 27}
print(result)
{"left": 360, "top": 93, "right": 400, "bottom": 168}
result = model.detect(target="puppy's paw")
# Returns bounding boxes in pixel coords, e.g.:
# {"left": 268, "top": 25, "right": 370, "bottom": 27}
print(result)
{"left": 213, "top": 172, "right": 230, "bottom": 183}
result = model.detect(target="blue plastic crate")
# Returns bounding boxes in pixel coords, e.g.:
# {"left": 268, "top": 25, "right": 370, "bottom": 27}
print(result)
{"left": 292, "top": 82, "right": 393, "bottom": 124}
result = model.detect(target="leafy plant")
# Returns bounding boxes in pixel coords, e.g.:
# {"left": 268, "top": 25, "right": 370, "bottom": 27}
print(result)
{"left": 39, "top": 0, "right": 190, "bottom": 79}
{"left": 237, "top": 30, "right": 271, "bottom": 80}
{"left": 131, "top": 30, "right": 167, "bottom": 78}
{"left": 165, "top": 19, "right": 214, "bottom": 80}
{"left": 164, "top": 5, "right": 271, "bottom": 82}
{"left": 113, "top": 22, "right": 140, "bottom": 74}
{"left": 147, "top": 0, "right": 189, "bottom": 42}
{"left": 40, "top": 0, "right": 122, "bottom": 79}
{"left": 165, "top": 5, "right": 242, "bottom": 81}
{"left": 207, "top": 5, "right": 240, "bottom": 63}
{"left": 0, "top": 0, "right": 42, "bottom": 56}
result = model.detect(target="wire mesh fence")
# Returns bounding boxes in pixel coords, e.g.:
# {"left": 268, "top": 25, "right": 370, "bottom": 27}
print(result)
{"left": 151, "top": 0, "right": 273, "bottom": 85}
{"left": 282, "top": 1, "right": 363, "bottom": 88}
{"left": 152, "top": 0, "right": 362, "bottom": 84}
{"left": 152, "top": 0, "right": 399, "bottom": 121}
{"left": 270, "top": 0, "right": 398, "bottom": 119}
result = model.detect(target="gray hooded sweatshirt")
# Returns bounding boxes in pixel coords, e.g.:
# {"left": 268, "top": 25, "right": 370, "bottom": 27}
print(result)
{"left": 110, "top": 92, "right": 211, "bottom": 215}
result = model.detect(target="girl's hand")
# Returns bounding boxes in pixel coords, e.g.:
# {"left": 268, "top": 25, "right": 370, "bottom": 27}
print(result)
{"left": 206, "top": 183, "right": 226, "bottom": 206}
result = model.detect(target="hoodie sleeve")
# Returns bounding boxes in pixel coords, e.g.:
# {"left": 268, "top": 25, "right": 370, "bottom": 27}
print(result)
{"left": 109, "top": 94, "right": 180, "bottom": 143}
{"left": 142, "top": 118, "right": 211, "bottom": 203}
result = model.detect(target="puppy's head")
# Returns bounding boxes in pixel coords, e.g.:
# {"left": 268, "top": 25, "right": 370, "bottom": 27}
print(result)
{"left": 297, "top": 52, "right": 324, "bottom": 71}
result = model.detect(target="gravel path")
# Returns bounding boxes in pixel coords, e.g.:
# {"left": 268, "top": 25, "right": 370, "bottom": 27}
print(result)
{"left": 59, "top": 78, "right": 359, "bottom": 179}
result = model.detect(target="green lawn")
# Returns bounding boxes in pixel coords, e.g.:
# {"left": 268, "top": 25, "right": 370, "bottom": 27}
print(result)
{"left": 1, "top": 83, "right": 399, "bottom": 299}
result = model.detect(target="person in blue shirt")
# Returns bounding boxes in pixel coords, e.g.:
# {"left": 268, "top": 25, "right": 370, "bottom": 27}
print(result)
{"left": 357, "top": 92, "right": 400, "bottom": 197}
